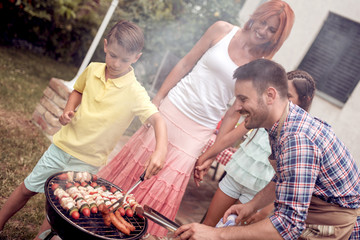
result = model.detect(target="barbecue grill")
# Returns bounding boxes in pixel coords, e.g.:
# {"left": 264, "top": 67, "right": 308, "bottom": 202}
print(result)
{"left": 44, "top": 172, "right": 148, "bottom": 240}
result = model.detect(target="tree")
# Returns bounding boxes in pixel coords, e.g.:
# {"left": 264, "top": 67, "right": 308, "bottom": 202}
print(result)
{"left": 91, "top": 0, "right": 245, "bottom": 87}
{"left": 0, "top": 0, "right": 244, "bottom": 87}
{"left": 0, "top": 0, "right": 108, "bottom": 64}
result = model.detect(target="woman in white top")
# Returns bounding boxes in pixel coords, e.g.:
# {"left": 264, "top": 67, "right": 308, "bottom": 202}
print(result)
{"left": 98, "top": 1, "right": 295, "bottom": 237}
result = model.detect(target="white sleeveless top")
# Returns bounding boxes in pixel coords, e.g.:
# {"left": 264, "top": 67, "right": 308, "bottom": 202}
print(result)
{"left": 168, "top": 27, "right": 239, "bottom": 129}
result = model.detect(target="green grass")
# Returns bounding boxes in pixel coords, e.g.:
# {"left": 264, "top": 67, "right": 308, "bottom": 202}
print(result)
{"left": 0, "top": 45, "right": 78, "bottom": 239}
{"left": 0, "top": 46, "right": 78, "bottom": 116}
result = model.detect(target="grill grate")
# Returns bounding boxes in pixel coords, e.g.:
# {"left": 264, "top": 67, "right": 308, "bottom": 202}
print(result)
{"left": 45, "top": 172, "right": 147, "bottom": 240}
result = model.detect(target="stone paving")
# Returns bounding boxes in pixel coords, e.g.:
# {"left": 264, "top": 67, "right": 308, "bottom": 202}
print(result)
{"left": 175, "top": 171, "right": 220, "bottom": 225}
{"left": 143, "top": 172, "right": 220, "bottom": 240}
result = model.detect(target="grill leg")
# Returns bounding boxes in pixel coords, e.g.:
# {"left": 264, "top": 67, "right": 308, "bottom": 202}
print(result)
{"left": 39, "top": 227, "right": 61, "bottom": 240}
{"left": 43, "top": 231, "right": 56, "bottom": 240}
{"left": 39, "top": 215, "right": 62, "bottom": 240}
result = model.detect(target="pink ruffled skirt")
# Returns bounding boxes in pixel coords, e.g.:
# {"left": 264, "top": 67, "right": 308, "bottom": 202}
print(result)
{"left": 97, "top": 97, "right": 213, "bottom": 237}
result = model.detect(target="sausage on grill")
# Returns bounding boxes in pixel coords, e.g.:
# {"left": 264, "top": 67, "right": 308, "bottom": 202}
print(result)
{"left": 109, "top": 212, "right": 130, "bottom": 235}
{"left": 115, "top": 210, "right": 135, "bottom": 231}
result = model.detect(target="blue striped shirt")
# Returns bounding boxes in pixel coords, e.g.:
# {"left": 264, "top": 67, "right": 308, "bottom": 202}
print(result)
{"left": 268, "top": 102, "right": 360, "bottom": 239}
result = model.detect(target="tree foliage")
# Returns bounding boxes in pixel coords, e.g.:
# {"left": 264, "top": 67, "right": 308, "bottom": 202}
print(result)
{"left": 92, "top": 0, "right": 245, "bottom": 87}
{"left": 0, "top": 0, "right": 107, "bottom": 64}
{"left": 0, "top": 0, "right": 244, "bottom": 86}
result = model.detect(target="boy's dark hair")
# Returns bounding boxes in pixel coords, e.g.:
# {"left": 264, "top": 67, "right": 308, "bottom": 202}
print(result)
{"left": 233, "top": 59, "right": 288, "bottom": 99}
{"left": 106, "top": 20, "right": 144, "bottom": 54}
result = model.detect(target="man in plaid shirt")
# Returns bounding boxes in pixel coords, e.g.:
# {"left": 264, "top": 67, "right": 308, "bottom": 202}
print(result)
{"left": 175, "top": 59, "right": 360, "bottom": 240}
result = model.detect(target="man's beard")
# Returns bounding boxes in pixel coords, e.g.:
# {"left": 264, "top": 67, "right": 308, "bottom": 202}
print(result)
{"left": 243, "top": 98, "right": 268, "bottom": 129}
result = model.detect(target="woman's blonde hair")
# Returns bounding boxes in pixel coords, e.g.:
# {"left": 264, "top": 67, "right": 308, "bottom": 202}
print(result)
{"left": 243, "top": 0, "right": 295, "bottom": 59}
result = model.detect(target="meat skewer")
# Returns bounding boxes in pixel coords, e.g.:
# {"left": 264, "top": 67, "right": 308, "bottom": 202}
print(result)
{"left": 53, "top": 171, "right": 141, "bottom": 234}
{"left": 57, "top": 171, "right": 98, "bottom": 182}
{"left": 51, "top": 183, "right": 80, "bottom": 220}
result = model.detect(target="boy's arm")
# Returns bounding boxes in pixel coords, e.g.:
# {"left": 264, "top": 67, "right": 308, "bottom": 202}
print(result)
{"left": 143, "top": 112, "right": 168, "bottom": 179}
{"left": 59, "top": 90, "right": 82, "bottom": 126}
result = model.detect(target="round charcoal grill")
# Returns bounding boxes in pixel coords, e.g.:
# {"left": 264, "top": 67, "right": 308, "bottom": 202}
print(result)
{"left": 44, "top": 171, "right": 148, "bottom": 240}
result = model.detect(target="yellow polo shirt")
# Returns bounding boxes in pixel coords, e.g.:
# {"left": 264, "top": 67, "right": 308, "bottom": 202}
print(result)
{"left": 53, "top": 62, "right": 158, "bottom": 167}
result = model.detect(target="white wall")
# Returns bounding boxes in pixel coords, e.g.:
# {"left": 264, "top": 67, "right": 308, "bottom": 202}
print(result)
{"left": 239, "top": 0, "right": 360, "bottom": 166}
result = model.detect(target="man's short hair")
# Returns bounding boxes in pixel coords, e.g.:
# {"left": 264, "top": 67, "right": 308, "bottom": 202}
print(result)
{"left": 233, "top": 59, "right": 288, "bottom": 98}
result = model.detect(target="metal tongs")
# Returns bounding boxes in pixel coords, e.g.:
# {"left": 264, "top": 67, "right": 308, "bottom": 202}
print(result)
{"left": 108, "top": 170, "right": 146, "bottom": 212}
{"left": 136, "top": 205, "right": 180, "bottom": 232}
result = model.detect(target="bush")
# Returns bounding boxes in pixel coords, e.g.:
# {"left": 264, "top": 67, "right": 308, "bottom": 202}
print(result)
{"left": 0, "top": 0, "right": 108, "bottom": 64}
{"left": 91, "top": 0, "right": 245, "bottom": 87}
{"left": 0, "top": 0, "right": 244, "bottom": 86}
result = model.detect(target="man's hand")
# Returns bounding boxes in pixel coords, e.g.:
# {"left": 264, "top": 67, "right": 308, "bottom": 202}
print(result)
{"left": 223, "top": 203, "right": 257, "bottom": 225}
{"left": 174, "top": 223, "right": 220, "bottom": 240}
{"left": 59, "top": 111, "right": 75, "bottom": 125}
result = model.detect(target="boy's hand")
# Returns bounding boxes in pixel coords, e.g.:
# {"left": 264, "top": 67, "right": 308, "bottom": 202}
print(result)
{"left": 59, "top": 111, "right": 75, "bottom": 126}
{"left": 144, "top": 112, "right": 167, "bottom": 179}
{"left": 144, "top": 150, "right": 166, "bottom": 179}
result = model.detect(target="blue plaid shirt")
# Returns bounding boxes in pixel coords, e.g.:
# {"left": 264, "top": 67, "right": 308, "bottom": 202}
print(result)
{"left": 268, "top": 102, "right": 360, "bottom": 240}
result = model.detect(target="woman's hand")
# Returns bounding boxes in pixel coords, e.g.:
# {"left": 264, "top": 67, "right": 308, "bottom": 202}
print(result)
{"left": 193, "top": 156, "right": 215, "bottom": 187}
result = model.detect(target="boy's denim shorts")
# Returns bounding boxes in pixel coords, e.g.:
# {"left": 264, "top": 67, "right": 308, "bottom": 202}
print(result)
{"left": 219, "top": 173, "right": 258, "bottom": 204}
{"left": 24, "top": 144, "right": 99, "bottom": 193}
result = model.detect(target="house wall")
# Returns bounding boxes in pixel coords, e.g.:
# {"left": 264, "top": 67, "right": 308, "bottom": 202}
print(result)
{"left": 239, "top": 0, "right": 360, "bottom": 166}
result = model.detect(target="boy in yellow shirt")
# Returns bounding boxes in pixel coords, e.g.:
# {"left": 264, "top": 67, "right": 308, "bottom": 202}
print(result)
{"left": 0, "top": 20, "right": 167, "bottom": 239}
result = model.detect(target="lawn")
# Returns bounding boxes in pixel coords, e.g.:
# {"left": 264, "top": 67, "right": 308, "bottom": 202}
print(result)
{"left": 0, "top": 45, "right": 78, "bottom": 239}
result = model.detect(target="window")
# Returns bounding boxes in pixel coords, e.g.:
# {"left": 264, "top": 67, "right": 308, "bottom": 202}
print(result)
{"left": 298, "top": 12, "right": 360, "bottom": 106}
